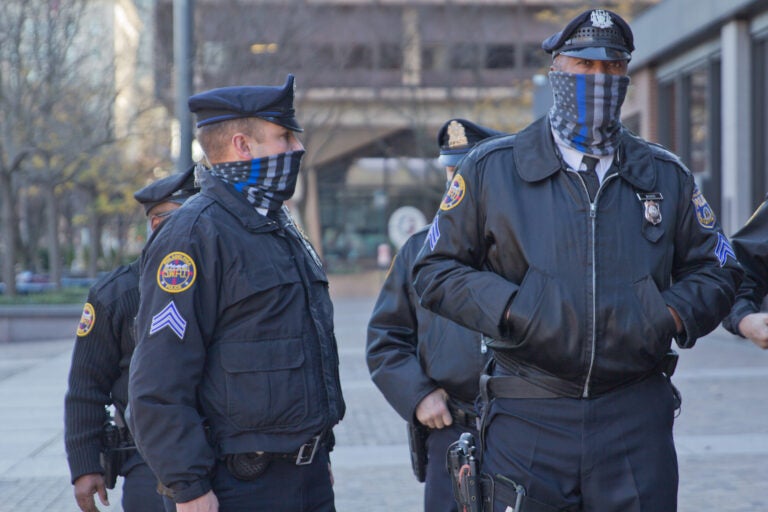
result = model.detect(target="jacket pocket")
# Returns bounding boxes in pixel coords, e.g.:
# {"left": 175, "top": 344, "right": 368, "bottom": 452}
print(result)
{"left": 631, "top": 275, "right": 677, "bottom": 350}
{"left": 220, "top": 338, "right": 308, "bottom": 429}
{"left": 493, "top": 267, "right": 566, "bottom": 350}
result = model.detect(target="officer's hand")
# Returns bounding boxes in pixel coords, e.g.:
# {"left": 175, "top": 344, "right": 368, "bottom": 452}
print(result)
{"left": 73, "top": 473, "right": 109, "bottom": 512}
{"left": 177, "top": 490, "right": 219, "bottom": 512}
{"left": 415, "top": 388, "right": 453, "bottom": 429}
{"left": 738, "top": 312, "right": 768, "bottom": 349}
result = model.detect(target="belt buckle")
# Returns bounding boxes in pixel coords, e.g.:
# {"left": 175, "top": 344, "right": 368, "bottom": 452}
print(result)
{"left": 295, "top": 435, "right": 321, "bottom": 465}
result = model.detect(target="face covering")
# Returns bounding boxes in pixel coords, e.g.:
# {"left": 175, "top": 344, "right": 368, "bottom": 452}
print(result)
{"left": 209, "top": 150, "right": 305, "bottom": 212}
{"left": 548, "top": 71, "right": 630, "bottom": 156}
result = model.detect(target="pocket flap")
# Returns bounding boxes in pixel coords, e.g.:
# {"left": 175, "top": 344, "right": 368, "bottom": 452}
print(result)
{"left": 220, "top": 338, "right": 304, "bottom": 373}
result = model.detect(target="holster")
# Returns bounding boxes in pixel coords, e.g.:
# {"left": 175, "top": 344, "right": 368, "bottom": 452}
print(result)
{"left": 99, "top": 408, "right": 136, "bottom": 489}
{"left": 407, "top": 422, "right": 429, "bottom": 483}
{"left": 446, "top": 432, "right": 481, "bottom": 512}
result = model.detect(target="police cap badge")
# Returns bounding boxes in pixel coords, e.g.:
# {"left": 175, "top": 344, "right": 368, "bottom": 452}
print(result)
{"left": 437, "top": 119, "right": 503, "bottom": 167}
{"left": 542, "top": 9, "right": 634, "bottom": 61}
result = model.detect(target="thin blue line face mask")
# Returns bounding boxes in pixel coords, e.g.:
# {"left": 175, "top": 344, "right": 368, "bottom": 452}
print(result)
{"left": 209, "top": 150, "right": 305, "bottom": 212}
{"left": 548, "top": 71, "right": 630, "bottom": 156}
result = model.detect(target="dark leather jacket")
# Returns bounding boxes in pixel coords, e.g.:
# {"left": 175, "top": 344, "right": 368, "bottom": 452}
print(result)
{"left": 413, "top": 117, "right": 742, "bottom": 398}
{"left": 367, "top": 227, "right": 489, "bottom": 422}
{"left": 723, "top": 198, "right": 768, "bottom": 335}
{"left": 129, "top": 171, "right": 345, "bottom": 503}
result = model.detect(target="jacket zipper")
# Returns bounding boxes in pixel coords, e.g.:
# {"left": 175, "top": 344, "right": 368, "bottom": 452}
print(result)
{"left": 580, "top": 173, "right": 618, "bottom": 398}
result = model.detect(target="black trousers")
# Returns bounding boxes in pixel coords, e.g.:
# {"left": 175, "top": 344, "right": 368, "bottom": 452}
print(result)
{"left": 481, "top": 373, "right": 678, "bottom": 512}
{"left": 121, "top": 455, "right": 164, "bottom": 512}
{"left": 424, "top": 422, "right": 478, "bottom": 512}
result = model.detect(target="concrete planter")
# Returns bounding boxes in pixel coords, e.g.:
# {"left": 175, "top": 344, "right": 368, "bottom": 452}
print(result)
{"left": 0, "top": 305, "right": 81, "bottom": 343}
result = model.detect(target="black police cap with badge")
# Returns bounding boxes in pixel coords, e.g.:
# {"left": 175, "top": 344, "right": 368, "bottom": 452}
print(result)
{"left": 437, "top": 119, "right": 504, "bottom": 167}
{"left": 542, "top": 8, "right": 634, "bottom": 61}
{"left": 188, "top": 74, "right": 303, "bottom": 132}
{"left": 134, "top": 164, "right": 200, "bottom": 215}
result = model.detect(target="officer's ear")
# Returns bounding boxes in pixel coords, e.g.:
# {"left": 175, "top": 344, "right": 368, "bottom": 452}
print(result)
{"left": 232, "top": 133, "right": 253, "bottom": 159}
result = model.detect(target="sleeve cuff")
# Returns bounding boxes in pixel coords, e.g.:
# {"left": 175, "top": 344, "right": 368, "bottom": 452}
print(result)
{"left": 172, "top": 478, "right": 213, "bottom": 504}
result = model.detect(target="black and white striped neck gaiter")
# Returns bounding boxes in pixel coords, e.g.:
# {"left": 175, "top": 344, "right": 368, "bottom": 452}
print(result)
{"left": 548, "top": 71, "right": 629, "bottom": 156}
{"left": 209, "top": 150, "right": 305, "bottom": 212}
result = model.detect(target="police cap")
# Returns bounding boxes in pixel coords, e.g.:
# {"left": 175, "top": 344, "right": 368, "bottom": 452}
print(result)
{"left": 437, "top": 119, "right": 503, "bottom": 167}
{"left": 188, "top": 74, "right": 303, "bottom": 132}
{"left": 542, "top": 9, "right": 634, "bottom": 61}
{"left": 134, "top": 164, "right": 200, "bottom": 215}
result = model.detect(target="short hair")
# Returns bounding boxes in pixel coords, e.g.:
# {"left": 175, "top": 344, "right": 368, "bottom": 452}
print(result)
{"left": 196, "top": 117, "right": 264, "bottom": 162}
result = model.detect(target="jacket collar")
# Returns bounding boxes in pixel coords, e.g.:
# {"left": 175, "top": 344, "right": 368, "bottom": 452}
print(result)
{"left": 198, "top": 170, "right": 278, "bottom": 232}
{"left": 514, "top": 117, "right": 657, "bottom": 191}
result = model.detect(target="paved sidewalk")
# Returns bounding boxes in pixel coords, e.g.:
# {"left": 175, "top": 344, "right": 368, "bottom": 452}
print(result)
{"left": 0, "top": 294, "right": 767, "bottom": 511}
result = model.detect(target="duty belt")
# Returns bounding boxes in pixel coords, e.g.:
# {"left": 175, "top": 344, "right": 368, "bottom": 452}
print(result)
{"left": 264, "top": 433, "right": 324, "bottom": 465}
{"left": 482, "top": 350, "right": 681, "bottom": 402}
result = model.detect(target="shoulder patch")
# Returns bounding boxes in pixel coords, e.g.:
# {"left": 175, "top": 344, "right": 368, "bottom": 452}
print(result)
{"left": 692, "top": 186, "right": 716, "bottom": 229}
{"left": 157, "top": 251, "right": 197, "bottom": 293}
{"left": 76, "top": 303, "right": 96, "bottom": 337}
{"left": 440, "top": 175, "right": 466, "bottom": 211}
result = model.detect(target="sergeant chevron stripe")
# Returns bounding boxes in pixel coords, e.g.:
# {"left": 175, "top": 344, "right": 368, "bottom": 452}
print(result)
{"left": 149, "top": 300, "right": 187, "bottom": 339}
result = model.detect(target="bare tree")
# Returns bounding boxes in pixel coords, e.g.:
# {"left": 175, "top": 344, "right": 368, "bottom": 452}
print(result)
{"left": 0, "top": 0, "right": 167, "bottom": 294}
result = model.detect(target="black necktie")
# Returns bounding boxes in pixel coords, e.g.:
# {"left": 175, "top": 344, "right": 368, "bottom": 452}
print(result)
{"left": 579, "top": 156, "right": 600, "bottom": 202}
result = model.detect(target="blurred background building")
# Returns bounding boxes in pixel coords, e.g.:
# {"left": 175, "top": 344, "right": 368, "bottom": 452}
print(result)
{"left": 13, "top": 0, "right": 768, "bottom": 293}
{"left": 152, "top": 0, "right": 657, "bottom": 273}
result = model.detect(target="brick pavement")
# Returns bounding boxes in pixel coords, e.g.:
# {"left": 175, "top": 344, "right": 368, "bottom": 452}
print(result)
{"left": 0, "top": 290, "right": 767, "bottom": 511}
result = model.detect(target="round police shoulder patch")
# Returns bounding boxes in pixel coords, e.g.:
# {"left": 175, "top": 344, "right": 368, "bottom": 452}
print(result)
{"left": 440, "top": 175, "right": 466, "bottom": 211}
{"left": 76, "top": 303, "right": 96, "bottom": 337}
{"left": 692, "top": 186, "right": 716, "bottom": 229}
{"left": 157, "top": 251, "right": 197, "bottom": 293}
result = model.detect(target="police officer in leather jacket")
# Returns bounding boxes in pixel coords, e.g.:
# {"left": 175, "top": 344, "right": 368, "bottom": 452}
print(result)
{"left": 367, "top": 119, "right": 501, "bottom": 512}
{"left": 723, "top": 198, "right": 768, "bottom": 349}
{"left": 65, "top": 166, "right": 199, "bottom": 512}
{"left": 128, "top": 75, "right": 345, "bottom": 512}
{"left": 413, "top": 9, "right": 742, "bottom": 512}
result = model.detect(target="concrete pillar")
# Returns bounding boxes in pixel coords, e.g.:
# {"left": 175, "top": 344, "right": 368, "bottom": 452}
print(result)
{"left": 402, "top": 7, "right": 421, "bottom": 86}
{"left": 720, "top": 20, "right": 752, "bottom": 235}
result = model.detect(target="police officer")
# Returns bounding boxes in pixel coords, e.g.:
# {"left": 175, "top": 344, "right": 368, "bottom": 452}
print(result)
{"left": 128, "top": 74, "right": 345, "bottom": 512}
{"left": 64, "top": 166, "right": 199, "bottom": 512}
{"left": 413, "top": 9, "right": 742, "bottom": 512}
{"left": 367, "top": 119, "right": 501, "bottom": 512}
{"left": 723, "top": 199, "right": 768, "bottom": 349}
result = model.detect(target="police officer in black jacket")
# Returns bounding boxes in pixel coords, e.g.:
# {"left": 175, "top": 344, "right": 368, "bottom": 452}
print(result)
{"left": 128, "top": 75, "right": 345, "bottom": 512}
{"left": 413, "top": 9, "right": 742, "bottom": 512}
{"left": 64, "top": 166, "right": 199, "bottom": 512}
{"left": 723, "top": 198, "right": 768, "bottom": 349}
{"left": 367, "top": 119, "right": 501, "bottom": 512}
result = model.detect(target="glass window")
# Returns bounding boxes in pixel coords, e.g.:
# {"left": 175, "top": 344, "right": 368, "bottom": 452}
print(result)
{"left": 344, "top": 44, "right": 373, "bottom": 69}
{"left": 523, "top": 43, "right": 550, "bottom": 69}
{"left": 688, "top": 67, "right": 709, "bottom": 177}
{"left": 450, "top": 43, "right": 479, "bottom": 70}
{"left": 486, "top": 44, "right": 516, "bottom": 69}
{"left": 380, "top": 43, "right": 402, "bottom": 70}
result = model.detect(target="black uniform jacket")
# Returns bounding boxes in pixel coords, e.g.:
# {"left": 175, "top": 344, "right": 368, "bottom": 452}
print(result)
{"left": 367, "top": 227, "right": 488, "bottom": 422}
{"left": 723, "top": 198, "right": 768, "bottom": 335}
{"left": 413, "top": 117, "right": 742, "bottom": 398}
{"left": 128, "top": 171, "right": 345, "bottom": 503}
{"left": 65, "top": 261, "right": 140, "bottom": 483}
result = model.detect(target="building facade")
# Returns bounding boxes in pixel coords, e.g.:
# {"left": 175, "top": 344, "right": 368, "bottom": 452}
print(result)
{"left": 153, "top": 0, "right": 656, "bottom": 270}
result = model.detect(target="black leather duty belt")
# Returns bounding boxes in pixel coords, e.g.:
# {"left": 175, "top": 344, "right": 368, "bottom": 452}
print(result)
{"left": 266, "top": 433, "right": 324, "bottom": 466}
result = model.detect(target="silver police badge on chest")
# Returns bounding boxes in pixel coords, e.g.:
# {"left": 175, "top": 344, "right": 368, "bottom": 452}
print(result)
{"left": 636, "top": 192, "right": 663, "bottom": 225}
